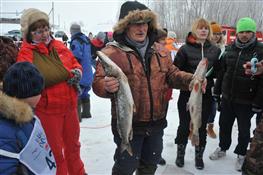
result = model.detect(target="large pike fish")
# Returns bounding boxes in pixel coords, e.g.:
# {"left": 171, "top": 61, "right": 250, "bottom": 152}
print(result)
{"left": 97, "top": 51, "right": 134, "bottom": 156}
{"left": 187, "top": 58, "right": 208, "bottom": 146}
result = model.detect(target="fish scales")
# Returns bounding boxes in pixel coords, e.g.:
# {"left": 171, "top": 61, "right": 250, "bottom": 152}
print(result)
{"left": 188, "top": 58, "right": 208, "bottom": 146}
{"left": 97, "top": 51, "right": 134, "bottom": 155}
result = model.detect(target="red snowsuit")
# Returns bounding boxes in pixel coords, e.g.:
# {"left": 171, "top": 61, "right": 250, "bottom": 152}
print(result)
{"left": 17, "top": 39, "right": 85, "bottom": 175}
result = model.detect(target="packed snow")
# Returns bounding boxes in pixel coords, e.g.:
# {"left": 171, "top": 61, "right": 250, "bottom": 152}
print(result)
{"left": 80, "top": 90, "right": 256, "bottom": 175}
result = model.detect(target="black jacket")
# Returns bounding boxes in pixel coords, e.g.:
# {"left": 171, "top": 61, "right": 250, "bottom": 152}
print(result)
{"left": 174, "top": 33, "right": 221, "bottom": 91}
{"left": 214, "top": 39, "right": 263, "bottom": 107}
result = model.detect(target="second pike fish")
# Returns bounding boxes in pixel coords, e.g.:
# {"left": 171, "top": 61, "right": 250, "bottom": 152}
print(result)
{"left": 187, "top": 58, "right": 208, "bottom": 146}
{"left": 97, "top": 51, "right": 134, "bottom": 156}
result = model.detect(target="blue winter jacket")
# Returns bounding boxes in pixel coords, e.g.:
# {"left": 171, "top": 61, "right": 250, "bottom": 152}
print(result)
{"left": 70, "top": 32, "right": 94, "bottom": 98}
{"left": 0, "top": 93, "right": 34, "bottom": 175}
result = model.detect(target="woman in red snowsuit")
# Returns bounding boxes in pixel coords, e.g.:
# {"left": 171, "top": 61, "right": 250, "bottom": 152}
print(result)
{"left": 17, "top": 8, "right": 86, "bottom": 175}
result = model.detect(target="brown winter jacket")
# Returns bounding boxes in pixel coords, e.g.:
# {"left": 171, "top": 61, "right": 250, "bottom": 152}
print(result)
{"left": 92, "top": 42, "right": 193, "bottom": 123}
{"left": 243, "top": 113, "right": 263, "bottom": 175}
{"left": 92, "top": 5, "right": 192, "bottom": 134}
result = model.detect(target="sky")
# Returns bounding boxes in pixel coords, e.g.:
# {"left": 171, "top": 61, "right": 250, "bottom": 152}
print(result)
{"left": 0, "top": 0, "right": 146, "bottom": 35}
{"left": 80, "top": 90, "right": 257, "bottom": 174}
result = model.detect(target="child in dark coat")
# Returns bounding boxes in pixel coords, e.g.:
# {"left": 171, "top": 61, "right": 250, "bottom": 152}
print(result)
{"left": 0, "top": 62, "right": 56, "bottom": 175}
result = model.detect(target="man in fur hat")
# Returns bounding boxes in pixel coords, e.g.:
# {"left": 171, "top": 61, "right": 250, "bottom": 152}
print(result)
{"left": 92, "top": 1, "right": 196, "bottom": 174}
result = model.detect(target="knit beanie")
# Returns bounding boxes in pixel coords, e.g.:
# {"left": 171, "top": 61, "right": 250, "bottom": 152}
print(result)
{"left": 96, "top": 32, "right": 106, "bottom": 42}
{"left": 3, "top": 62, "right": 44, "bottom": 99}
{"left": 210, "top": 21, "right": 221, "bottom": 33}
{"left": 119, "top": 1, "right": 150, "bottom": 23}
{"left": 20, "top": 8, "right": 49, "bottom": 38}
{"left": 236, "top": 17, "right": 256, "bottom": 33}
{"left": 167, "top": 31, "right": 177, "bottom": 39}
{"left": 70, "top": 23, "right": 81, "bottom": 35}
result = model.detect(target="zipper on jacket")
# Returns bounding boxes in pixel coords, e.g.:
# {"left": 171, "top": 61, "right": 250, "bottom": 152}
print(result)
{"left": 230, "top": 50, "right": 242, "bottom": 101}
{"left": 144, "top": 51, "right": 154, "bottom": 121}
{"left": 126, "top": 53, "right": 134, "bottom": 71}
{"left": 128, "top": 47, "right": 154, "bottom": 121}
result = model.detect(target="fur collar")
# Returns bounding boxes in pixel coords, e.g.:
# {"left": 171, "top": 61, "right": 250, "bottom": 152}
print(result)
{"left": 0, "top": 92, "right": 33, "bottom": 123}
{"left": 107, "top": 41, "right": 134, "bottom": 52}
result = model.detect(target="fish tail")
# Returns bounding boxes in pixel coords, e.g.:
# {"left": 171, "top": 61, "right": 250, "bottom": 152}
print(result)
{"left": 191, "top": 134, "right": 200, "bottom": 146}
{"left": 120, "top": 142, "right": 133, "bottom": 156}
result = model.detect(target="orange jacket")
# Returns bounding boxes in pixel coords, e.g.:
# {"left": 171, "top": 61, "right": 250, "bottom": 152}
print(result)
{"left": 165, "top": 38, "right": 179, "bottom": 52}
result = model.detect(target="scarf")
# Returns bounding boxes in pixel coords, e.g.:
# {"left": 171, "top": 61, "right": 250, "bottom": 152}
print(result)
{"left": 125, "top": 35, "right": 149, "bottom": 59}
{"left": 235, "top": 34, "right": 256, "bottom": 49}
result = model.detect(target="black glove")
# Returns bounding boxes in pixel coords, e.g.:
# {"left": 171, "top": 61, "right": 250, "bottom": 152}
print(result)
{"left": 67, "top": 69, "right": 82, "bottom": 85}
{"left": 213, "top": 94, "right": 221, "bottom": 111}
{"left": 252, "top": 104, "right": 262, "bottom": 113}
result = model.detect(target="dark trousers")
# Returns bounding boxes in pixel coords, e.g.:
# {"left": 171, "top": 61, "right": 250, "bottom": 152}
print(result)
{"left": 218, "top": 98, "right": 254, "bottom": 155}
{"left": 174, "top": 91, "right": 212, "bottom": 147}
{"left": 256, "top": 112, "right": 263, "bottom": 126}
{"left": 207, "top": 98, "right": 217, "bottom": 123}
{"left": 112, "top": 129, "right": 163, "bottom": 175}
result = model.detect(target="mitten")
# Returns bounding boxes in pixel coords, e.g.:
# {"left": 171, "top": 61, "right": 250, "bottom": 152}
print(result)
{"left": 67, "top": 69, "right": 82, "bottom": 85}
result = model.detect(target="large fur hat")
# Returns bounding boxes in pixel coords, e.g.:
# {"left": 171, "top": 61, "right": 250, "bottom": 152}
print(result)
{"left": 113, "top": 1, "right": 158, "bottom": 39}
{"left": 20, "top": 8, "right": 49, "bottom": 38}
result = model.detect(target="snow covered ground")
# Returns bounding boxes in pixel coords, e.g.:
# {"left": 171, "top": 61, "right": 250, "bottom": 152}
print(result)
{"left": 80, "top": 90, "right": 256, "bottom": 175}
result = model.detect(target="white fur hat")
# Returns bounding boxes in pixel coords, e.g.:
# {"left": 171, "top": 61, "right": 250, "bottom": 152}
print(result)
{"left": 20, "top": 8, "right": 49, "bottom": 38}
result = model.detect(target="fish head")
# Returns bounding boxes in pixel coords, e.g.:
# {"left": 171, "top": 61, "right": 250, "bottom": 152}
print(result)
{"left": 97, "top": 51, "right": 120, "bottom": 77}
{"left": 195, "top": 58, "right": 208, "bottom": 78}
{"left": 97, "top": 56, "right": 113, "bottom": 75}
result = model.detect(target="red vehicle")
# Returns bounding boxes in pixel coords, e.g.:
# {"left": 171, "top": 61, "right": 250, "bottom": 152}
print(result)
{"left": 221, "top": 25, "right": 263, "bottom": 45}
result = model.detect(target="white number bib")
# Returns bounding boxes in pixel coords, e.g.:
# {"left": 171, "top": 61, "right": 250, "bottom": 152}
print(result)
{"left": 0, "top": 116, "right": 56, "bottom": 175}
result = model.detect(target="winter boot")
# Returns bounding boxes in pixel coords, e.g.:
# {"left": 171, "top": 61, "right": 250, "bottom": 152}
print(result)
{"left": 81, "top": 98, "right": 92, "bottom": 118}
{"left": 77, "top": 98, "right": 82, "bottom": 122}
{"left": 135, "top": 162, "right": 157, "bottom": 175}
{"left": 195, "top": 146, "right": 205, "bottom": 170}
{"left": 209, "top": 147, "right": 226, "bottom": 160}
{"left": 175, "top": 144, "right": 186, "bottom": 167}
{"left": 207, "top": 123, "right": 217, "bottom": 138}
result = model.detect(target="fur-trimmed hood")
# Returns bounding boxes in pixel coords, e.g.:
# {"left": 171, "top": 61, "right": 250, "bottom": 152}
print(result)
{"left": 0, "top": 92, "right": 33, "bottom": 123}
{"left": 113, "top": 9, "right": 158, "bottom": 42}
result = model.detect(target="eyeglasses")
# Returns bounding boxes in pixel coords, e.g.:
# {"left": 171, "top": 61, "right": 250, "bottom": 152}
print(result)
{"left": 32, "top": 27, "right": 50, "bottom": 36}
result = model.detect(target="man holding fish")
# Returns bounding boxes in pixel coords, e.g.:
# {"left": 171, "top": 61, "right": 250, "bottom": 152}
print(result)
{"left": 92, "top": 1, "right": 205, "bottom": 175}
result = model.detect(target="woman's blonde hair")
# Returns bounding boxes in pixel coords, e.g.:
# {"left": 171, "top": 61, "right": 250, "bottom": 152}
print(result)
{"left": 191, "top": 18, "right": 212, "bottom": 41}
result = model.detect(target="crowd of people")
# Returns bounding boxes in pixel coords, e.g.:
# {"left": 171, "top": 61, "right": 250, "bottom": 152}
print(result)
{"left": 0, "top": 1, "right": 263, "bottom": 175}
